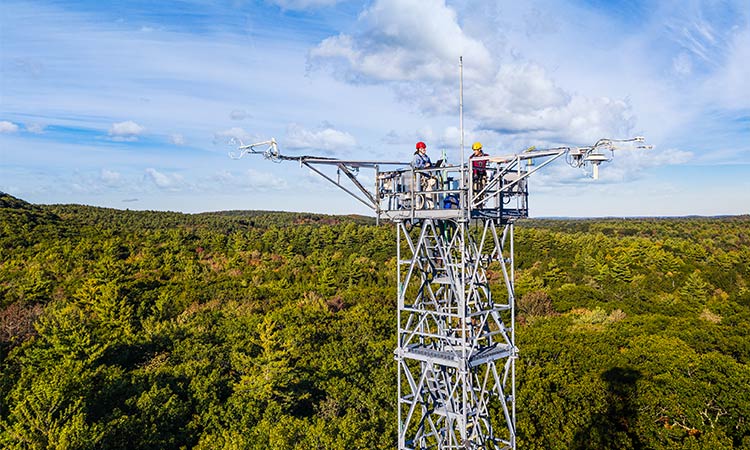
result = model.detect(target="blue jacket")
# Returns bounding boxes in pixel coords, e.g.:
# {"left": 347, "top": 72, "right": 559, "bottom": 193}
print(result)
{"left": 412, "top": 153, "right": 432, "bottom": 169}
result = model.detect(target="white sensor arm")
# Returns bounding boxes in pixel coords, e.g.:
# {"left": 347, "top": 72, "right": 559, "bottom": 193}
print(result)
{"left": 228, "top": 138, "right": 280, "bottom": 160}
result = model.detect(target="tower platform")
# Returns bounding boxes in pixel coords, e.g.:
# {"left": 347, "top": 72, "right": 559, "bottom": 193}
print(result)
{"left": 376, "top": 164, "right": 528, "bottom": 224}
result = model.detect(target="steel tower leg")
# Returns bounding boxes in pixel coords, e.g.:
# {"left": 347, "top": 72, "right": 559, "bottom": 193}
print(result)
{"left": 396, "top": 218, "right": 517, "bottom": 450}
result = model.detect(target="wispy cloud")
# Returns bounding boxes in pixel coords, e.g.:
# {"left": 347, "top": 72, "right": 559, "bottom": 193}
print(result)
{"left": 661, "top": 1, "right": 742, "bottom": 75}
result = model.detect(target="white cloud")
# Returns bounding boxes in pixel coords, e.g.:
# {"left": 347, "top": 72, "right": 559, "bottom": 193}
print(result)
{"left": 285, "top": 123, "right": 356, "bottom": 154}
{"left": 473, "top": 78, "right": 635, "bottom": 143}
{"left": 145, "top": 168, "right": 184, "bottom": 190}
{"left": 310, "top": 0, "right": 636, "bottom": 144}
{"left": 109, "top": 120, "right": 145, "bottom": 141}
{"left": 0, "top": 121, "right": 20, "bottom": 133}
{"left": 310, "top": 0, "right": 492, "bottom": 83}
{"left": 169, "top": 133, "right": 185, "bottom": 145}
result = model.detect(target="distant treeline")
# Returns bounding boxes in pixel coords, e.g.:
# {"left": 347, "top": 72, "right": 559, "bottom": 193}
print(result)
{"left": 1, "top": 192, "right": 749, "bottom": 449}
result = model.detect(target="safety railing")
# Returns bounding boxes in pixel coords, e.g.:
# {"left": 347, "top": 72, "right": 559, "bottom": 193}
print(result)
{"left": 377, "top": 164, "right": 529, "bottom": 223}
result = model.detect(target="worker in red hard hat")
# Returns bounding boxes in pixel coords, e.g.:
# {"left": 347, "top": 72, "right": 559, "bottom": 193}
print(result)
{"left": 412, "top": 141, "right": 432, "bottom": 169}
{"left": 411, "top": 141, "right": 437, "bottom": 209}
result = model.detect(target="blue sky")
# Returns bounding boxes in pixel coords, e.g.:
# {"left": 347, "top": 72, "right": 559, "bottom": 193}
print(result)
{"left": 1, "top": 0, "right": 748, "bottom": 217}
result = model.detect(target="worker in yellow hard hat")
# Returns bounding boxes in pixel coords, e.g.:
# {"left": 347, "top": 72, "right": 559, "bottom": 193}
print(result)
{"left": 469, "top": 142, "right": 488, "bottom": 199}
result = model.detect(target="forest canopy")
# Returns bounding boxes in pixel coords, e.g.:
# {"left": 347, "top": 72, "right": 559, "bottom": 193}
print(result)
{"left": 1, "top": 192, "right": 749, "bottom": 449}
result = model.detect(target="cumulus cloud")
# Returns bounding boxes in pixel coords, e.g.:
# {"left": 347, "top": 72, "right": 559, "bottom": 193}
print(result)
{"left": 310, "top": 0, "right": 636, "bottom": 144}
{"left": 109, "top": 120, "right": 145, "bottom": 141}
{"left": 310, "top": 0, "right": 492, "bottom": 84}
{"left": 285, "top": 123, "right": 356, "bottom": 154}
{"left": 0, "top": 121, "right": 20, "bottom": 133}
{"left": 471, "top": 69, "right": 636, "bottom": 143}
{"left": 145, "top": 168, "right": 184, "bottom": 190}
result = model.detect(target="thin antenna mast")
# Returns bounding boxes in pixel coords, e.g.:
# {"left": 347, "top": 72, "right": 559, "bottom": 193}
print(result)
{"left": 459, "top": 56, "right": 465, "bottom": 192}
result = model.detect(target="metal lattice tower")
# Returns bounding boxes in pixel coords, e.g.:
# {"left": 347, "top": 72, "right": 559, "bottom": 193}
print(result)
{"left": 380, "top": 156, "right": 528, "bottom": 449}
{"left": 395, "top": 217, "right": 517, "bottom": 449}
{"left": 231, "top": 130, "right": 649, "bottom": 450}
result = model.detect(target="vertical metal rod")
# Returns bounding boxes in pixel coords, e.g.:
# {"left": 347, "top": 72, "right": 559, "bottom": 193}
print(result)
{"left": 375, "top": 165, "right": 380, "bottom": 226}
{"left": 459, "top": 57, "right": 469, "bottom": 442}
{"left": 396, "top": 222, "right": 403, "bottom": 449}
{"left": 510, "top": 222, "right": 517, "bottom": 449}
{"left": 460, "top": 221, "right": 468, "bottom": 445}
{"left": 459, "top": 57, "right": 465, "bottom": 204}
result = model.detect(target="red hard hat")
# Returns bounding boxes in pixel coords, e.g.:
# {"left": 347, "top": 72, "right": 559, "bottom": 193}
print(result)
{"left": 416, "top": 141, "right": 426, "bottom": 150}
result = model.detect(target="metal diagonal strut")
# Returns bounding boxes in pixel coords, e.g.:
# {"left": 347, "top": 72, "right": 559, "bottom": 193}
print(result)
{"left": 396, "top": 218, "right": 517, "bottom": 449}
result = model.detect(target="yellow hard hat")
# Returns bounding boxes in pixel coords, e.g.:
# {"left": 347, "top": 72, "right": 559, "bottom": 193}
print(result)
{"left": 472, "top": 142, "right": 482, "bottom": 151}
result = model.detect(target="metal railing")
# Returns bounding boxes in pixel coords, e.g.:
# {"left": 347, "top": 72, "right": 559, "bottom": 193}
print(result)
{"left": 377, "top": 164, "right": 529, "bottom": 223}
